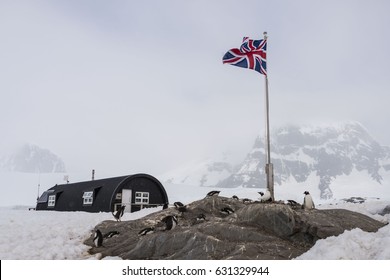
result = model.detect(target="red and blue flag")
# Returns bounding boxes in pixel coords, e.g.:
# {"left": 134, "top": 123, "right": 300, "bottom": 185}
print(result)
{"left": 223, "top": 37, "right": 267, "bottom": 75}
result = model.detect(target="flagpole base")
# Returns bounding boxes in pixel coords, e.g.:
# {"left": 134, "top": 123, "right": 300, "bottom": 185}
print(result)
{"left": 265, "top": 163, "right": 274, "bottom": 201}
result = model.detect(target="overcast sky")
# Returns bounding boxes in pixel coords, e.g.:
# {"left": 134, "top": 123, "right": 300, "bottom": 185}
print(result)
{"left": 1, "top": 0, "right": 389, "bottom": 177}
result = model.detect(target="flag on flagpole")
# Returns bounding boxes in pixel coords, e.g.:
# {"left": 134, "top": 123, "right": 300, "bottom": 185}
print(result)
{"left": 222, "top": 37, "right": 267, "bottom": 75}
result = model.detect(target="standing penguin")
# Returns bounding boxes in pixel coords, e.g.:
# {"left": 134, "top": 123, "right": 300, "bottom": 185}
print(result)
{"left": 162, "top": 215, "right": 178, "bottom": 230}
{"left": 93, "top": 229, "right": 103, "bottom": 247}
{"left": 259, "top": 190, "right": 272, "bottom": 202}
{"left": 302, "top": 191, "right": 315, "bottom": 210}
{"left": 112, "top": 205, "right": 126, "bottom": 222}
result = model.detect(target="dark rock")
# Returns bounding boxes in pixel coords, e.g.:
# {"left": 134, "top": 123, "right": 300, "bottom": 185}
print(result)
{"left": 379, "top": 205, "right": 390, "bottom": 216}
{"left": 84, "top": 196, "right": 386, "bottom": 260}
{"left": 342, "top": 197, "right": 366, "bottom": 204}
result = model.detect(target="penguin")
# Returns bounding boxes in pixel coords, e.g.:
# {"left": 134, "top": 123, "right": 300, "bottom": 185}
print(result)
{"left": 138, "top": 227, "right": 155, "bottom": 236}
{"left": 206, "top": 190, "right": 220, "bottom": 197}
{"left": 174, "top": 202, "right": 187, "bottom": 213}
{"left": 302, "top": 191, "right": 315, "bottom": 210}
{"left": 178, "top": 206, "right": 187, "bottom": 214}
{"left": 287, "top": 200, "right": 300, "bottom": 207}
{"left": 242, "top": 198, "right": 252, "bottom": 204}
{"left": 196, "top": 213, "right": 206, "bottom": 221}
{"left": 162, "top": 215, "right": 178, "bottom": 230}
{"left": 112, "top": 205, "right": 126, "bottom": 222}
{"left": 93, "top": 229, "right": 103, "bottom": 247}
{"left": 174, "top": 201, "right": 184, "bottom": 207}
{"left": 103, "top": 230, "right": 120, "bottom": 238}
{"left": 259, "top": 190, "right": 272, "bottom": 202}
{"left": 232, "top": 195, "right": 239, "bottom": 200}
{"left": 220, "top": 207, "right": 234, "bottom": 215}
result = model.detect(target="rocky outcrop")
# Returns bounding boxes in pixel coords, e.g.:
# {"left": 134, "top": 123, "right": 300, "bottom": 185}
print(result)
{"left": 85, "top": 196, "right": 386, "bottom": 260}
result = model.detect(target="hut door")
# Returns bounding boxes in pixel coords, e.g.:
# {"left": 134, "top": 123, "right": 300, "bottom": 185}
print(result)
{"left": 121, "top": 189, "right": 132, "bottom": 213}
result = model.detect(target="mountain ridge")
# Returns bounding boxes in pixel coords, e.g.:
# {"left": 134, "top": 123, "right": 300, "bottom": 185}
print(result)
{"left": 0, "top": 144, "right": 66, "bottom": 173}
{"left": 161, "top": 121, "right": 390, "bottom": 199}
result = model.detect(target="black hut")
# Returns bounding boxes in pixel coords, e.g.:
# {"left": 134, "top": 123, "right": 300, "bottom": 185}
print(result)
{"left": 36, "top": 173, "right": 169, "bottom": 213}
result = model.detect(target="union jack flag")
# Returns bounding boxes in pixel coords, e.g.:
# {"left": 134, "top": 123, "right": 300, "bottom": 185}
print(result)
{"left": 223, "top": 37, "right": 267, "bottom": 75}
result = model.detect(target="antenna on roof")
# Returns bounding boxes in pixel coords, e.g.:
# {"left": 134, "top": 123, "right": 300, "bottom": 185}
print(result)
{"left": 92, "top": 169, "right": 95, "bottom": 181}
{"left": 36, "top": 170, "right": 41, "bottom": 201}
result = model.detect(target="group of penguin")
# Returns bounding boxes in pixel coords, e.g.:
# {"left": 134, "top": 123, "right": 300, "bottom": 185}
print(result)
{"left": 93, "top": 189, "right": 315, "bottom": 247}
{"left": 258, "top": 190, "right": 315, "bottom": 210}
{"left": 207, "top": 191, "right": 236, "bottom": 215}
{"left": 93, "top": 205, "right": 127, "bottom": 247}
{"left": 137, "top": 189, "right": 315, "bottom": 238}
{"left": 137, "top": 215, "right": 178, "bottom": 236}
{"left": 137, "top": 201, "right": 208, "bottom": 237}
{"left": 136, "top": 191, "right": 231, "bottom": 238}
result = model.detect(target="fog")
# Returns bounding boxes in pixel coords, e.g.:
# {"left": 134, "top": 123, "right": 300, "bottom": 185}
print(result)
{"left": 1, "top": 0, "right": 389, "bottom": 177}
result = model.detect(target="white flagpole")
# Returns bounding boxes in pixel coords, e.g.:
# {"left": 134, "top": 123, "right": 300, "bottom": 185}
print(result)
{"left": 263, "top": 31, "right": 274, "bottom": 201}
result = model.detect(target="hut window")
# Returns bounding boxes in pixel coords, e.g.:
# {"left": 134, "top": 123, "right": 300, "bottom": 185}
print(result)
{"left": 82, "top": 191, "right": 94, "bottom": 205}
{"left": 135, "top": 192, "right": 149, "bottom": 204}
{"left": 48, "top": 195, "right": 56, "bottom": 207}
{"left": 37, "top": 190, "right": 54, "bottom": 203}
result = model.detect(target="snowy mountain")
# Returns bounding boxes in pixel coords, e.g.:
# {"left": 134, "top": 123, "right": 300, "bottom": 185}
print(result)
{"left": 162, "top": 121, "right": 390, "bottom": 200}
{"left": 0, "top": 144, "right": 66, "bottom": 173}
{"left": 161, "top": 152, "right": 237, "bottom": 187}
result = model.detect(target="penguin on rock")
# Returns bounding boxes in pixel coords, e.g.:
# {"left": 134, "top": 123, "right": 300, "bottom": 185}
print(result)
{"left": 220, "top": 207, "right": 235, "bottom": 215}
{"left": 93, "top": 229, "right": 103, "bottom": 247}
{"left": 302, "top": 191, "right": 315, "bottom": 210}
{"left": 112, "top": 205, "right": 126, "bottom": 222}
{"left": 259, "top": 190, "right": 273, "bottom": 202}
{"left": 287, "top": 200, "right": 300, "bottom": 207}
{"left": 174, "top": 201, "right": 187, "bottom": 213}
{"left": 206, "top": 190, "right": 220, "bottom": 197}
{"left": 103, "top": 230, "right": 120, "bottom": 238}
{"left": 196, "top": 213, "right": 206, "bottom": 221}
{"left": 138, "top": 227, "right": 155, "bottom": 236}
{"left": 162, "top": 215, "right": 178, "bottom": 231}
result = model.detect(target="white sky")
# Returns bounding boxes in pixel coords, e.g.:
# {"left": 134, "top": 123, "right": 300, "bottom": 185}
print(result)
{"left": 1, "top": 0, "right": 389, "bottom": 177}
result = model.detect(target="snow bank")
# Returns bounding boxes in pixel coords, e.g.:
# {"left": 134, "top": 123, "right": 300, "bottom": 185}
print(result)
{"left": 296, "top": 199, "right": 390, "bottom": 260}
{"left": 296, "top": 225, "right": 390, "bottom": 259}
{"left": 0, "top": 207, "right": 161, "bottom": 260}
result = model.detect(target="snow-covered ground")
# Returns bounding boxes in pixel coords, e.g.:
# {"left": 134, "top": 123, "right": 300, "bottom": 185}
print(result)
{"left": 296, "top": 199, "right": 390, "bottom": 259}
{"left": 1, "top": 182, "right": 389, "bottom": 260}
{"left": 0, "top": 206, "right": 162, "bottom": 260}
